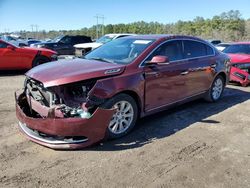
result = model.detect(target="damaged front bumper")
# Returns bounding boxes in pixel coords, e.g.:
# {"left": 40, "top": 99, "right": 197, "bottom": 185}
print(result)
{"left": 15, "top": 91, "right": 115, "bottom": 150}
{"left": 230, "top": 66, "right": 250, "bottom": 87}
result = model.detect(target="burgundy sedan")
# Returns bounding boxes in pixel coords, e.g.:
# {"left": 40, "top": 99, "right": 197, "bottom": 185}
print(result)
{"left": 15, "top": 35, "right": 230, "bottom": 149}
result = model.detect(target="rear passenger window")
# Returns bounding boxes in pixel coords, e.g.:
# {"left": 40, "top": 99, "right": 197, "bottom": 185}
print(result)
{"left": 183, "top": 40, "right": 211, "bottom": 58}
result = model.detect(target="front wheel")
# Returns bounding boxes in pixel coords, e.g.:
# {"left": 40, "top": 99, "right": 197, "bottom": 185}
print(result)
{"left": 101, "top": 94, "right": 138, "bottom": 139}
{"left": 204, "top": 75, "right": 225, "bottom": 102}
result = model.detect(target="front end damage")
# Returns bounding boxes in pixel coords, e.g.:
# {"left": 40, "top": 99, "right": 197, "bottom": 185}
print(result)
{"left": 230, "top": 63, "right": 250, "bottom": 86}
{"left": 15, "top": 78, "right": 115, "bottom": 149}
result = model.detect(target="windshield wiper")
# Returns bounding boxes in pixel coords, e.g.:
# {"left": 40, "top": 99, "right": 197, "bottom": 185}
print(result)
{"left": 88, "top": 57, "right": 114, "bottom": 64}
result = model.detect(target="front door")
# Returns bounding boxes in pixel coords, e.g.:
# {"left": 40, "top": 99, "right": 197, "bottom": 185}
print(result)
{"left": 144, "top": 40, "right": 189, "bottom": 112}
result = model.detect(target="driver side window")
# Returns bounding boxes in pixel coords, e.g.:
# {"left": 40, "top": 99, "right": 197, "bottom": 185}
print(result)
{"left": 147, "top": 40, "right": 183, "bottom": 62}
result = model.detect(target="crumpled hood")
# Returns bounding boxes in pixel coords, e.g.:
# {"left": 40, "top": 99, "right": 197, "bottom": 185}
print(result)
{"left": 26, "top": 58, "right": 125, "bottom": 88}
{"left": 74, "top": 42, "right": 102, "bottom": 49}
{"left": 228, "top": 53, "right": 250, "bottom": 64}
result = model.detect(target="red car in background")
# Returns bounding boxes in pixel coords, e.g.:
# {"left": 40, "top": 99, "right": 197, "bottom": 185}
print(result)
{"left": 223, "top": 42, "right": 250, "bottom": 86}
{"left": 0, "top": 39, "right": 57, "bottom": 70}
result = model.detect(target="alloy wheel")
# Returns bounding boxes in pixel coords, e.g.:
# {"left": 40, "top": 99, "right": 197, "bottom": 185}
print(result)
{"left": 212, "top": 78, "right": 223, "bottom": 100}
{"left": 108, "top": 101, "right": 134, "bottom": 134}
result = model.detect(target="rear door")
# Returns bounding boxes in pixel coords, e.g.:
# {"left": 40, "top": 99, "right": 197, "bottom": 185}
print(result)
{"left": 182, "top": 40, "right": 216, "bottom": 96}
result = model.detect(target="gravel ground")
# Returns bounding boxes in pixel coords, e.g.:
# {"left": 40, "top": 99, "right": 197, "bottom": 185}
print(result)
{"left": 0, "top": 72, "right": 250, "bottom": 188}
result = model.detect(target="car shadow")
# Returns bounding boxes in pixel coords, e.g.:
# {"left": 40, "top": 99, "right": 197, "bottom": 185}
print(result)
{"left": 87, "top": 86, "right": 250, "bottom": 151}
{"left": 0, "top": 70, "right": 26, "bottom": 76}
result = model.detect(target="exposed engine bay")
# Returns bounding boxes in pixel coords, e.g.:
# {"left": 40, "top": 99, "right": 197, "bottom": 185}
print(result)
{"left": 24, "top": 77, "right": 102, "bottom": 119}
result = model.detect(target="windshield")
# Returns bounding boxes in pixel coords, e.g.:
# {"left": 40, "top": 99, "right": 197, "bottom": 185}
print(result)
{"left": 223, "top": 44, "right": 250, "bottom": 55}
{"left": 1, "top": 39, "right": 19, "bottom": 48}
{"left": 84, "top": 38, "right": 154, "bottom": 65}
{"left": 96, "top": 35, "right": 116, "bottom": 44}
{"left": 52, "top": 35, "right": 64, "bottom": 42}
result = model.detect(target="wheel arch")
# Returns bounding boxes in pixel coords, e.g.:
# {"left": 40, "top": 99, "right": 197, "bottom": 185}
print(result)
{"left": 32, "top": 53, "right": 51, "bottom": 67}
{"left": 216, "top": 71, "right": 227, "bottom": 86}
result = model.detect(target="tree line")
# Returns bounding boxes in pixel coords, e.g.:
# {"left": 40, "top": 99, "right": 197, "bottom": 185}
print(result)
{"left": 18, "top": 10, "right": 250, "bottom": 42}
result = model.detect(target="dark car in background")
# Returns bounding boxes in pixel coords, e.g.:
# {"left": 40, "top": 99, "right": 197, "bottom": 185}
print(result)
{"left": 223, "top": 42, "right": 250, "bottom": 86}
{"left": 27, "top": 39, "right": 42, "bottom": 46}
{"left": 208, "top": 39, "right": 222, "bottom": 45}
{"left": 15, "top": 35, "right": 230, "bottom": 149}
{"left": 32, "top": 35, "right": 92, "bottom": 55}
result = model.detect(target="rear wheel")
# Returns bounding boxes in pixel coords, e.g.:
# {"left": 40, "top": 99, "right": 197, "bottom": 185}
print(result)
{"left": 32, "top": 56, "right": 50, "bottom": 67}
{"left": 101, "top": 94, "right": 138, "bottom": 139}
{"left": 205, "top": 75, "right": 225, "bottom": 102}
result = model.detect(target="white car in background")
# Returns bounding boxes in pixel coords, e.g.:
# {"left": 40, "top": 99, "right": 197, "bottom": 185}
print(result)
{"left": 74, "top": 33, "right": 136, "bottom": 56}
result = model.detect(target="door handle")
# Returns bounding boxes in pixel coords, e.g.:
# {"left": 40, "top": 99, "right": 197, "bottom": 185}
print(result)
{"left": 145, "top": 72, "right": 160, "bottom": 77}
{"left": 180, "top": 71, "right": 189, "bottom": 75}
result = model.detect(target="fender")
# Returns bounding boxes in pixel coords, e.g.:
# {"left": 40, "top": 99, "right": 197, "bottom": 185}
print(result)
{"left": 87, "top": 71, "right": 145, "bottom": 116}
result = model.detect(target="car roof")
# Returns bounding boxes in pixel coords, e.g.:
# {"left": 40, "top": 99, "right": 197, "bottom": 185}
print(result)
{"left": 124, "top": 34, "right": 207, "bottom": 42}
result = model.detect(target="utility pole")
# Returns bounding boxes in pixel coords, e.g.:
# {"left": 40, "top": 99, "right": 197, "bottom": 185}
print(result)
{"left": 94, "top": 14, "right": 105, "bottom": 39}
{"left": 30, "top": 24, "right": 34, "bottom": 38}
{"left": 34, "top": 24, "right": 39, "bottom": 39}
{"left": 94, "top": 15, "right": 99, "bottom": 39}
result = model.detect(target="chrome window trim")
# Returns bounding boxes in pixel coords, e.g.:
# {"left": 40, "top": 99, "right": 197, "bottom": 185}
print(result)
{"left": 139, "top": 38, "right": 216, "bottom": 67}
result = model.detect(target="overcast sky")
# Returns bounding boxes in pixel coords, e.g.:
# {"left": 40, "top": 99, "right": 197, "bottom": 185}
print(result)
{"left": 0, "top": 0, "right": 250, "bottom": 32}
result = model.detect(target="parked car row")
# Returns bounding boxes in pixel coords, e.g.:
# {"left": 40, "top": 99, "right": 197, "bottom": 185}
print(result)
{"left": 32, "top": 35, "right": 92, "bottom": 55}
{"left": 15, "top": 34, "right": 231, "bottom": 149}
{"left": 74, "top": 33, "right": 136, "bottom": 57}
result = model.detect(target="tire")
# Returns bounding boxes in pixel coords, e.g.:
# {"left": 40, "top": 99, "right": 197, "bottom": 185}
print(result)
{"left": 101, "top": 93, "right": 138, "bottom": 139}
{"left": 204, "top": 75, "right": 225, "bottom": 102}
{"left": 32, "top": 56, "right": 50, "bottom": 68}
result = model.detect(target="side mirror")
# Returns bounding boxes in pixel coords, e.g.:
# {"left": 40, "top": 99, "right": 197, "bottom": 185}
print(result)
{"left": 148, "top": 55, "right": 169, "bottom": 65}
{"left": 7, "top": 45, "right": 15, "bottom": 50}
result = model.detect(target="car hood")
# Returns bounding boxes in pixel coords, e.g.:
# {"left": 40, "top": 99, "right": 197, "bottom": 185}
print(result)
{"left": 26, "top": 58, "right": 125, "bottom": 88}
{"left": 228, "top": 53, "right": 250, "bottom": 64}
{"left": 74, "top": 42, "right": 103, "bottom": 49}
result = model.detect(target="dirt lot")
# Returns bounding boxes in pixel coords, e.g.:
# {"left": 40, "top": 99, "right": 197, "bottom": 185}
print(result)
{"left": 0, "top": 73, "right": 250, "bottom": 188}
